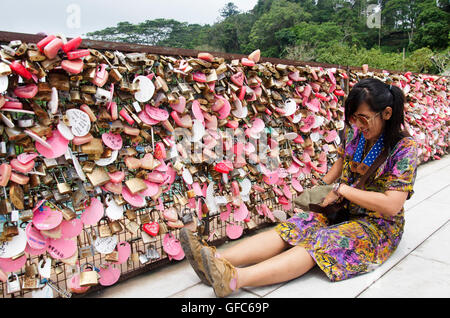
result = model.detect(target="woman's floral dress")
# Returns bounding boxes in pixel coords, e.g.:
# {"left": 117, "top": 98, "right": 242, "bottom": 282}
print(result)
{"left": 275, "top": 127, "right": 418, "bottom": 282}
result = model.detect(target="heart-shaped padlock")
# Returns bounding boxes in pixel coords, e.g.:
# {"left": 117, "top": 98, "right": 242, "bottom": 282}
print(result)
{"left": 142, "top": 222, "right": 159, "bottom": 237}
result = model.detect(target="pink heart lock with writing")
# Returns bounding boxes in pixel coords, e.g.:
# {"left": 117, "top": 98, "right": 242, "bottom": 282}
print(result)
{"left": 145, "top": 105, "right": 169, "bottom": 122}
{"left": 102, "top": 132, "right": 123, "bottom": 150}
{"left": 138, "top": 109, "right": 159, "bottom": 125}
{"left": 168, "top": 248, "right": 185, "bottom": 261}
{"left": 47, "top": 238, "right": 77, "bottom": 260}
{"left": 80, "top": 197, "right": 104, "bottom": 226}
{"left": 25, "top": 222, "right": 48, "bottom": 250}
{"left": 192, "top": 71, "right": 206, "bottom": 83}
{"left": 230, "top": 72, "right": 244, "bottom": 87}
{"left": 263, "top": 171, "right": 279, "bottom": 185}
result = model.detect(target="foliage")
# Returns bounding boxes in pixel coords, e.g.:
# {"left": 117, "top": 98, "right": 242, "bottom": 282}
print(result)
{"left": 85, "top": 0, "right": 450, "bottom": 74}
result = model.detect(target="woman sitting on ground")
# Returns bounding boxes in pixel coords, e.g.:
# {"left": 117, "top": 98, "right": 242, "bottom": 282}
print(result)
{"left": 180, "top": 77, "right": 419, "bottom": 297}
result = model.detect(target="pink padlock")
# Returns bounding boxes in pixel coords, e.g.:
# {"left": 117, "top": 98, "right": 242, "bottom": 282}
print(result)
{"left": 43, "top": 38, "right": 63, "bottom": 59}
{"left": 37, "top": 34, "right": 56, "bottom": 53}
{"left": 14, "top": 84, "right": 38, "bottom": 99}
{"left": 61, "top": 59, "right": 84, "bottom": 74}
{"left": 92, "top": 64, "right": 108, "bottom": 87}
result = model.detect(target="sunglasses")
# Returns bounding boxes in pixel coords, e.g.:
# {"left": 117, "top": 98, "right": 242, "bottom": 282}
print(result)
{"left": 349, "top": 112, "right": 381, "bottom": 127}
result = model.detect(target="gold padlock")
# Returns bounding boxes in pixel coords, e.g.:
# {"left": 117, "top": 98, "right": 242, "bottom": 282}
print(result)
{"left": 98, "top": 217, "right": 112, "bottom": 238}
{"left": 3, "top": 222, "right": 18, "bottom": 238}
{"left": 105, "top": 251, "right": 119, "bottom": 262}
{"left": 79, "top": 263, "right": 98, "bottom": 287}
{"left": 109, "top": 220, "right": 123, "bottom": 235}
{"left": 81, "top": 138, "right": 104, "bottom": 157}
{"left": 9, "top": 183, "right": 24, "bottom": 210}
{"left": 54, "top": 171, "right": 72, "bottom": 194}
{"left": 113, "top": 194, "right": 126, "bottom": 206}
{"left": 86, "top": 166, "right": 110, "bottom": 187}
{"left": 139, "top": 212, "right": 150, "bottom": 225}
{"left": 125, "top": 209, "right": 137, "bottom": 221}
{"left": 125, "top": 178, "right": 147, "bottom": 195}
{"left": 124, "top": 219, "right": 139, "bottom": 235}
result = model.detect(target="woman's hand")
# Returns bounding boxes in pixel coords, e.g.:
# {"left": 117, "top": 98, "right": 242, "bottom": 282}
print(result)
{"left": 320, "top": 190, "right": 340, "bottom": 207}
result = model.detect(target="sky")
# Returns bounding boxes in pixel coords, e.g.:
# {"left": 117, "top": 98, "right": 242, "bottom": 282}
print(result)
{"left": 0, "top": 0, "right": 258, "bottom": 37}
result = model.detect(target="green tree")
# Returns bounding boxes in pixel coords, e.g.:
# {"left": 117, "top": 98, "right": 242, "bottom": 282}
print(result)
{"left": 248, "top": 0, "right": 311, "bottom": 56}
{"left": 413, "top": 0, "right": 450, "bottom": 49}
{"left": 220, "top": 2, "right": 240, "bottom": 19}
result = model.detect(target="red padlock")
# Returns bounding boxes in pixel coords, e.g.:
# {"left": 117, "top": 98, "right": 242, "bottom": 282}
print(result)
{"left": 37, "top": 35, "right": 56, "bottom": 52}
{"left": 62, "top": 36, "right": 82, "bottom": 53}
{"left": 142, "top": 222, "right": 159, "bottom": 237}
{"left": 7, "top": 60, "right": 32, "bottom": 80}
{"left": 67, "top": 49, "right": 90, "bottom": 60}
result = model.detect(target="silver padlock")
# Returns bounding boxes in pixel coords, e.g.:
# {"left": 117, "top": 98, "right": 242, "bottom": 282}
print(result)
{"left": 7, "top": 273, "right": 21, "bottom": 294}
{"left": 138, "top": 250, "right": 149, "bottom": 264}
{"left": 146, "top": 245, "right": 160, "bottom": 260}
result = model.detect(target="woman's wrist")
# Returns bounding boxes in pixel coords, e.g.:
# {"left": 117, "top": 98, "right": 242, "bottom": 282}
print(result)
{"left": 332, "top": 183, "right": 342, "bottom": 197}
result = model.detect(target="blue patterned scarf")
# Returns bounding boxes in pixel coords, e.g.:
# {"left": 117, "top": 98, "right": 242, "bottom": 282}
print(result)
{"left": 350, "top": 133, "right": 384, "bottom": 175}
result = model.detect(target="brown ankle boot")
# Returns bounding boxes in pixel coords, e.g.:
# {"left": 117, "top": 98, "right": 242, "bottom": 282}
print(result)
{"left": 200, "top": 246, "right": 238, "bottom": 297}
{"left": 179, "top": 227, "right": 216, "bottom": 286}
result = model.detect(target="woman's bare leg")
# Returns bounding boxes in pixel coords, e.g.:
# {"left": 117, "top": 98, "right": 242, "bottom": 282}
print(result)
{"left": 219, "top": 228, "right": 290, "bottom": 267}
{"left": 236, "top": 245, "right": 315, "bottom": 288}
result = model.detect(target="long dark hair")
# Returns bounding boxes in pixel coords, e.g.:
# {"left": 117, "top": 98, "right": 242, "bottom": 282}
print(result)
{"left": 344, "top": 78, "right": 409, "bottom": 151}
